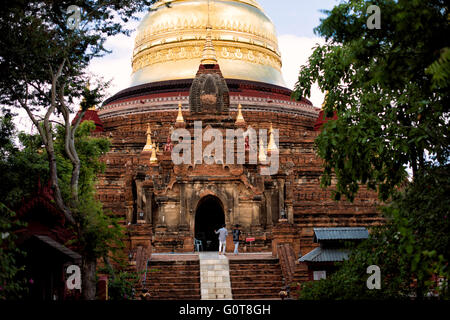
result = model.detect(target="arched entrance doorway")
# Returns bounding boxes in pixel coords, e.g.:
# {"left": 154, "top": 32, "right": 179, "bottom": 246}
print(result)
{"left": 194, "top": 195, "right": 225, "bottom": 251}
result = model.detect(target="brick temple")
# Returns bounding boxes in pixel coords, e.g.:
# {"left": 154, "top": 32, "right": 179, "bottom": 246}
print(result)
{"left": 84, "top": 0, "right": 383, "bottom": 299}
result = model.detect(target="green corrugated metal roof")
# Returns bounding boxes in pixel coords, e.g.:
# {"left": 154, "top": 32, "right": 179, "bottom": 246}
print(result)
{"left": 313, "top": 227, "right": 369, "bottom": 242}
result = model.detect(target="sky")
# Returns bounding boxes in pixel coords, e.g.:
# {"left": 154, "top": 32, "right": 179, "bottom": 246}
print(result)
{"left": 15, "top": 0, "right": 340, "bottom": 132}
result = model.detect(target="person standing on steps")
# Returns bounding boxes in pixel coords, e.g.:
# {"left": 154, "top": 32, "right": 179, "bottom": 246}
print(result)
{"left": 232, "top": 224, "right": 241, "bottom": 255}
{"left": 215, "top": 224, "right": 228, "bottom": 255}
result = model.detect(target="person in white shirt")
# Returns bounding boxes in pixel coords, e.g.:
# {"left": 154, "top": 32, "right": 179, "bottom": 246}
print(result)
{"left": 215, "top": 224, "right": 228, "bottom": 255}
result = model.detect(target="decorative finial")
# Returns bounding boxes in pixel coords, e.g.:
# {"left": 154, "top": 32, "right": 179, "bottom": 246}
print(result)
{"left": 322, "top": 91, "right": 329, "bottom": 109}
{"left": 267, "top": 122, "right": 278, "bottom": 153}
{"left": 176, "top": 103, "right": 185, "bottom": 123}
{"left": 143, "top": 123, "right": 153, "bottom": 152}
{"left": 258, "top": 140, "right": 267, "bottom": 163}
{"left": 201, "top": 23, "right": 217, "bottom": 65}
{"left": 80, "top": 81, "right": 96, "bottom": 111}
{"left": 150, "top": 143, "right": 158, "bottom": 164}
{"left": 235, "top": 104, "right": 245, "bottom": 124}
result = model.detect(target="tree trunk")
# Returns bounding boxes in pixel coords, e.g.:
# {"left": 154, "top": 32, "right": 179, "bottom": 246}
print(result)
{"left": 82, "top": 257, "right": 97, "bottom": 300}
{"left": 45, "top": 135, "right": 77, "bottom": 225}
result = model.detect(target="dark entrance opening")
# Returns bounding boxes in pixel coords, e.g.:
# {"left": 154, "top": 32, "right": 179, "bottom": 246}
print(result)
{"left": 194, "top": 195, "right": 225, "bottom": 251}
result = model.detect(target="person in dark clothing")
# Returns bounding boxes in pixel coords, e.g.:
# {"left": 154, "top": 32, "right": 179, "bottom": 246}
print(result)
{"left": 232, "top": 224, "right": 241, "bottom": 255}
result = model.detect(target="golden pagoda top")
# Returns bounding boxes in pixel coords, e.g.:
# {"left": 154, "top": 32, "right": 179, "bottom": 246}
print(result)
{"left": 131, "top": 0, "right": 285, "bottom": 87}
{"left": 201, "top": 26, "right": 218, "bottom": 65}
{"left": 154, "top": 0, "right": 263, "bottom": 10}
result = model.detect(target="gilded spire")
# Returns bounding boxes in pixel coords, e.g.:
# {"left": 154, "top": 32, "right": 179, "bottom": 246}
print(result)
{"left": 176, "top": 103, "right": 185, "bottom": 123}
{"left": 150, "top": 143, "right": 158, "bottom": 164}
{"left": 80, "top": 81, "right": 96, "bottom": 111}
{"left": 267, "top": 122, "right": 278, "bottom": 153}
{"left": 200, "top": 27, "right": 218, "bottom": 65}
{"left": 201, "top": 2, "right": 218, "bottom": 66}
{"left": 258, "top": 140, "right": 267, "bottom": 163}
{"left": 235, "top": 104, "right": 245, "bottom": 124}
{"left": 143, "top": 123, "right": 153, "bottom": 152}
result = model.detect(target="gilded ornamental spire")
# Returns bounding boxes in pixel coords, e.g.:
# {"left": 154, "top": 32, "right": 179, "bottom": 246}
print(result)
{"left": 143, "top": 124, "right": 153, "bottom": 152}
{"left": 200, "top": 27, "right": 218, "bottom": 65}
{"left": 176, "top": 103, "right": 185, "bottom": 123}
{"left": 150, "top": 142, "right": 158, "bottom": 164}
{"left": 201, "top": 0, "right": 218, "bottom": 65}
{"left": 267, "top": 122, "right": 278, "bottom": 153}
{"left": 235, "top": 104, "right": 246, "bottom": 124}
{"left": 258, "top": 140, "right": 267, "bottom": 163}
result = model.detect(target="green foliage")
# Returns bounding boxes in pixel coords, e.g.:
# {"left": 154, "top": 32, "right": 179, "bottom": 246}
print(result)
{"left": 0, "top": 111, "right": 48, "bottom": 208}
{"left": 0, "top": 0, "right": 160, "bottom": 299}
{"left": 52, "top": 121, "right": 124, "bottom": 260}
{"left": 294, "top": 0, "right": 450, "bottom": 201}
{"left": 298, "top": 166, "right": 450, "bottom": 299}
{"left": 0, "top": 203, "right": 27, "bottom": 300}
{"left": 426, "top": 47, "right": 450, "bottom": 89}
{"left": 0, "top": 0, "right": 159, "bottom": 110}
{"left": 0, "top": 111, "right": 49, "bottom": 299}
{"left": 102, "top": 270, "right": 143, "bottom": 300}
{"left": 294, "top": 0, "right": 450, "bottom": 300}
{"left": 0, "top": 113, "right": 125, "bottom": 298}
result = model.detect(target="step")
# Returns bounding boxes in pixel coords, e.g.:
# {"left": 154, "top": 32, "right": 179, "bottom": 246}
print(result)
{"left": 149, "top": 288, "right": 200, "bottom": 294}
{"left": 231, "top": 281, "right": 284, "bottom": 288}
{"left": 229, "top": 259, "right": 280, "bottom": 265}
{"left": 147, "top": 270, "right": 199, "bottom": 275}
{"left": 199, "top": 253, "right": 233, "bottom": 300}
{"left": 149, "top": 260, "right": 199, "bottom": 266}
{"left": 146, "top": 276, "right": 200, "bottom": 283}
{"left": 150, "top": 296, "right": 201, "bottom": 300}
{"left": 230, "top": 271, "right": 282, "bottom": 276}
{"left": 230, "top": 275, "right": 282, "bottom": 282}
{"left": 232, "top": 287, "right": 282, "bottom": 294}
{"left": 148, "top": 265, "right": 200, "bottom": 271}
{"left": 231, "top": 293, "right": 280, "bottom": 300}
{"left": 147, "top": 283, "right": 201, "bottom": 290}
{"left": 143, "top": 259, "right": 201, "bottom": 299}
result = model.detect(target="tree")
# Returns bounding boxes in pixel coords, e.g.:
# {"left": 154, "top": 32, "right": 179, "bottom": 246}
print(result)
{"left": 0, "top": 110, "right": 49, "bottom": 208}
{"left": 0, "top": 0, "right": 158, "bottom": 299}
{"left": 0, "top": 203, "right": 28, "bottom": 300}
{"left": 293, "top": 0, "right": 450, "bottom": 299}
{"left": 294, "top": 0, "right": 449, "bottom": 202}
{"left": 0, "top": 112, "right": 31, "bottom": 300}
{"left": 297, "top": 166, "right": 449, "bottom": 299}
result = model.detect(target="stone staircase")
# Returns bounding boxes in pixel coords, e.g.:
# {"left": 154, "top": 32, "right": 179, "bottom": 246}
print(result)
{"left": 142, "top": 253, "right": 289, "bottom": 300}
{"left": 199, "top": 252, "right": 233, "bottom": 300}
{"left": 145, "top": 256, "right": 201, "bottom": 300}
{"left": 229, "top": 255, "right": 284, "bottom": 299}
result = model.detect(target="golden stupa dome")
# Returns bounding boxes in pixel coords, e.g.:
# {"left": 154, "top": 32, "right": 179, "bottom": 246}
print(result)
{"left": 131, "top": 0, "right": 286, "bottom": 87}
